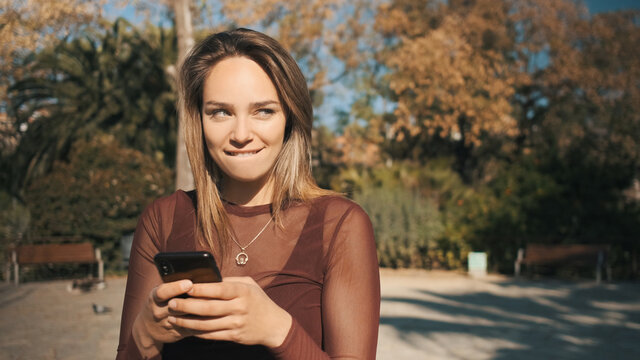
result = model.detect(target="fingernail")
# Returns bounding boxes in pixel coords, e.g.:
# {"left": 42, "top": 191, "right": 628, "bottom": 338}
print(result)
{"left": 168, "top": 299, "right": 176, "bottom": 308}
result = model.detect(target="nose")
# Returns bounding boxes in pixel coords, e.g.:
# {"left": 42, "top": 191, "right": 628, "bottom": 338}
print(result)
{"left": 230, "top": 115, "right": 253, "bottom": 146}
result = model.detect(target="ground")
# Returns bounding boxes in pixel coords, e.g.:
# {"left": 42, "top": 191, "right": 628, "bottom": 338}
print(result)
{"left": 1, "top": 269, "right": 639, "bottom": 359}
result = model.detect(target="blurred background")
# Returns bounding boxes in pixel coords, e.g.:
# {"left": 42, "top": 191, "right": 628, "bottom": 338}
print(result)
{"left": 1, "top": 0, "right": 639, "bottom": 281}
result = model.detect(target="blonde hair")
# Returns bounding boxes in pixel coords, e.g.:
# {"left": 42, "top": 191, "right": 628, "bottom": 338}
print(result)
{"left": 178, "top": 28, "right": 333, "bottom": 259}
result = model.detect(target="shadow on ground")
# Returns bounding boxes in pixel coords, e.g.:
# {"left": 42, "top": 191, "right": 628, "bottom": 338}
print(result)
{"left": 381, "top": 279, "right": 640, "bottom": 360}
{"left": 0, "top": 286, "right": 35, "bottom": 309}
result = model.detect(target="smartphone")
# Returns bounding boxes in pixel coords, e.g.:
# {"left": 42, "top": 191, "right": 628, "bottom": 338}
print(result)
{"left": 154, "top": 251, "right": 222, "bottom": 284}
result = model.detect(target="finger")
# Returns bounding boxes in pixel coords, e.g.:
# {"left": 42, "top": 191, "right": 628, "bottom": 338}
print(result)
{"left": 168, "top": 297, "right": 242, "bottom": 317}
{"left": 154, "top": 280, "right": 193, "bottom": 302}
{"left": 187, "top": 282, "right": 241, "bottom": 299}
{"left": 222, "top": 276, "right": 257, "bottom": 285}
{"left": 166, "top": 322, "right": 196, "bottom": 338}
{"left": 192, "top": 329, "right": 244, "bottom": 343}
{"left": 168, "top": 314, "right": 241, "bottom": 333}
{"left": 167, "top": 307, "right": 189, "bottom": 317}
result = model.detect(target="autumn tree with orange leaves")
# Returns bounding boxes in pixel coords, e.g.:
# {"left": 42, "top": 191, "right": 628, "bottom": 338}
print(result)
{"left": 341, "top": 0, "right": 640, "bottom": 274}
{"left": 374, "top": 0, "right": 525, "bottom": 180}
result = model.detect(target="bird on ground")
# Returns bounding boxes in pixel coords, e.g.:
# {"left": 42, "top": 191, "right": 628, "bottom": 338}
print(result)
{"left": 92, "top": 303, "right": 112, "bottom": 314}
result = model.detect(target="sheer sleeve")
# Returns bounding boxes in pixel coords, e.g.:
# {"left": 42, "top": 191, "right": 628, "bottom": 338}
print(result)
{"left": 272, "top": 200, "right": 380, "bottom": 359}
{"left": 116, "top": 198, "right": 171, "bottom": 360}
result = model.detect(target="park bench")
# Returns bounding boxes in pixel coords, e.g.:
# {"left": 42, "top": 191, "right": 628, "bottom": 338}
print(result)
{"left": 514, "top": 244, "right": 611, "bottom": 283}
{"left": 7, "top": 242, "right": 104, "bottom": 285}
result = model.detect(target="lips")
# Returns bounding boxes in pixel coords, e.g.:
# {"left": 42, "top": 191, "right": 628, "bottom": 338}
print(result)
{"left": 224, "top": 148, "right": 263, "bottom": 157}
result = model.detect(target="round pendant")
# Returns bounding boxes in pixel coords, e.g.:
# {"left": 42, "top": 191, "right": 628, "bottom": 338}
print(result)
{"left": 235, "top": 251, "right": 249, "bottom": 265}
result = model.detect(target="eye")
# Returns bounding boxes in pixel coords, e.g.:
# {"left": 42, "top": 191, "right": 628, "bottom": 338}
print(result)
{"left": 255, "top": 108, "right": 276, "bottom": 118}
{"left": 205, "top": 108, "right": 231, "bottom": 118}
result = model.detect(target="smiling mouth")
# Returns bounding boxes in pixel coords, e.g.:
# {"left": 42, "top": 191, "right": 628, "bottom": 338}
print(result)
{"left": 224, "top": 149, "right": 263, "bottom": 157}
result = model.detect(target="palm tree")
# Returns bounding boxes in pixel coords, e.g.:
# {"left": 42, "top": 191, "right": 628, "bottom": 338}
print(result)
{"left": 4, "top": 18, "right": 178, "bottom": 198}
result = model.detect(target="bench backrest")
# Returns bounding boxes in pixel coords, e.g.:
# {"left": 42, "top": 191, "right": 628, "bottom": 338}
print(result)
{"left": 16, "top": 243, "right": 97, "bottom": 265}
{"left": 523, "top": 244, "right": 609, "bottom": 265}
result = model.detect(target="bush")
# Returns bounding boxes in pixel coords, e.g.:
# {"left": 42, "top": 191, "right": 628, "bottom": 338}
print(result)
{"left": 24, "top": 134, "right": 173, "bottom": 269}
{"left": 330, "top": 160, "right": 485, "bottom": 269}
{"left": 356, "top": 185, "right": 443, "bottom": 268}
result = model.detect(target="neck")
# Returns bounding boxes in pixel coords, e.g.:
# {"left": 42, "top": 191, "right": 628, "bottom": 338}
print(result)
{"left": 221, "top": 176, "right": 274, "bottom": 206}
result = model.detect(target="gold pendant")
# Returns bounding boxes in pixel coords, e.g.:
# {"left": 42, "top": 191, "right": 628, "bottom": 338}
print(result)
{"left": 235, "top": 251, "right": 249, "bottom": 265}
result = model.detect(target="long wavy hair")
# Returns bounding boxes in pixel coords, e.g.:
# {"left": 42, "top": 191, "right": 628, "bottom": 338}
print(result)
{"left": 178, "top": 28, "right": 332, "bottom": 259}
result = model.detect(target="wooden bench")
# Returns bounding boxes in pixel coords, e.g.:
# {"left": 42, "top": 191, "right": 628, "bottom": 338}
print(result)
{"left": 515, "top": 244, "right": 611, "bottom": 283}
{"left": 8, "top": 242, "right": 104, "bottom": 285}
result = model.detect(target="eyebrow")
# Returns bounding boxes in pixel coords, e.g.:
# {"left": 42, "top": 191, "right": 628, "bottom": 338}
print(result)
{"left": 203, "top": 100, "right": 280, "bottom": 108}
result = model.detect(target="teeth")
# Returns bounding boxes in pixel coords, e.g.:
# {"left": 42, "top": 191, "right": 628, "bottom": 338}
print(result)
{"left": 228, "top": 151, "right": 259, "bottom": 157}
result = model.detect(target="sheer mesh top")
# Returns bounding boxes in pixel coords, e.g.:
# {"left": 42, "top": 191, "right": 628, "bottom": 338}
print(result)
{"left": 116, "top": 190, "right": 380, "bottom": 359}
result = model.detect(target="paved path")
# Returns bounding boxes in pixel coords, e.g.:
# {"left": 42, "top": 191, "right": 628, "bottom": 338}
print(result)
{"left": 377, "top": 270, "right": 640, "bottom": 360}
{"left": 1, "top": 270, "right": 639, "bottom": 359}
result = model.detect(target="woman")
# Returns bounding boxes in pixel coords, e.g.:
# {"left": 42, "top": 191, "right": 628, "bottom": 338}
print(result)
{"left": 116, "top": 28, "right": 380, "bottom": 360}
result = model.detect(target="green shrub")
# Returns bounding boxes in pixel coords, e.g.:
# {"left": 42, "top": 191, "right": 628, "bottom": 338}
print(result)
{"left": 24, "top": 134, "right": 173, "bottom": 269}
{"left": 356, "top": 185, "right": 444, "bottom": 268}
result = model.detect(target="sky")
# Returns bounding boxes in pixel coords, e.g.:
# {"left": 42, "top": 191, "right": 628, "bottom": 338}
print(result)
{"left": 584, "top": 0, "right": 640, "bottom": 13}
{"left": 103, "top": 0, "right": 640, "bottom": 129}
{"left": 105, "top": 1, "right": 640, "bottom": 37}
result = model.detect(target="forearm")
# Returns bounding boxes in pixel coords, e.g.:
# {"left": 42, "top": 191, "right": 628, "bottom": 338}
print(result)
{"left": 132, "top": 313, "right": 163, "bottom": 359}
{"left": 264, "top": 307, "right": 293, "bottom": 348}
{"left": 270, "top": 318, "right": 331, "bottom": 360}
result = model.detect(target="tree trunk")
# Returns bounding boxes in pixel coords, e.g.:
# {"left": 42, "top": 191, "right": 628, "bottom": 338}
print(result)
{"left": 173, "top": 0, "right": 195, "bottom": 191}
{"left": 455, "top": 116, "right": 473, "bottom": 183}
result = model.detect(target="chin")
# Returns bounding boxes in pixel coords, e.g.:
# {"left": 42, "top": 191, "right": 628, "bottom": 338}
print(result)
{"left": 225, "top": 171, "right": 271, "bottom": 184}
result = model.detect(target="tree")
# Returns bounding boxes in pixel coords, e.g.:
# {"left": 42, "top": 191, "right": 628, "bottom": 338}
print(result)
{"left": 375, "top": 0, "right": 522, "bottom": 180}
{"left": 4, "top": 19, "right": 178, "bottom": 198}
{"left": 0, "top": 0, "right": 103, "bottom": 107}
{"left": 24, "top": 134, "right": 173, "bottom": 266}
{"left": 171, "top": 0, "right": 196, "bottom": 191}
{"left": 0, "top": 0, "right": 104, "bottom": 164}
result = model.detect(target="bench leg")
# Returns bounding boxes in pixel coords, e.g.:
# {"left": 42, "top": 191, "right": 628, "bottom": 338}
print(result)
{"left": 95, "top": 249, "right": 104, "bottom": 282}
{"left": 10, "top": 250, "right": 19, "bottom": 285}
{"left": 13, "top": 264, "right": 19, "bottom": 286}
{"left": 4, "top": 261, "right": 9, "bottom": 284}
{"left": 596, "top": 251, "right": 605, "bottom": 284}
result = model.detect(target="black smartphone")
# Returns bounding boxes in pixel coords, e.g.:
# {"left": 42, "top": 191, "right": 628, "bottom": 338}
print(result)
{"left": 153, "top": 251, "right": 222, "bottom": 284}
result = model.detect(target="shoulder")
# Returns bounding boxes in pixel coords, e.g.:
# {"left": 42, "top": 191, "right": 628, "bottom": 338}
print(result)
{"left": 316, "top": 196, "right": 376, "bottom": 268}
{"left": 142, "top": 190, "right": 193, "bottom": 221}
{"left": 312, "top": 195, "right": 371, "bottom": 224}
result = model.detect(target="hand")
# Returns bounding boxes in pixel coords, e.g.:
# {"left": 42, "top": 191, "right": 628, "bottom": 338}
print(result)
{"left": 132, "top": 279, "right": 194, "bottom": 356}
{"left": 167, "top": 277, "right": 293, "bottom": 348}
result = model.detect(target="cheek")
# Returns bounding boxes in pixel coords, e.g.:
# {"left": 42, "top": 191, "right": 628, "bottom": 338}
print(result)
{"left": 202, "top": 123, "right": 225, "bottom": 151}
{"left": 269, "top": 118, "right": 287, "bottom": 145}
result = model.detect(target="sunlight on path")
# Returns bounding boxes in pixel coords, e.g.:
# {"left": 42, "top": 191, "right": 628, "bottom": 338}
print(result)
{"left": 1, "top": 270, "right": 639, "bottom": 359}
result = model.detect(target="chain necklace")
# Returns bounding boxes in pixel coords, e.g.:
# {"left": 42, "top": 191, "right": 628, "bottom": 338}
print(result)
{"left": 230, "top": 217, "right": 273, "bottom": 265}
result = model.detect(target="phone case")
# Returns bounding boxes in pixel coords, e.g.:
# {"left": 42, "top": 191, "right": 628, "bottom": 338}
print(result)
{"left": 153, "top": 251, "right": 222, "bottom": 283}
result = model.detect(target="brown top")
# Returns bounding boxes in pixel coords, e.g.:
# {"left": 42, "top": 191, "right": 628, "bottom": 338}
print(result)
{"left": 116, "top": 190, "right": 380, "bottom": 359}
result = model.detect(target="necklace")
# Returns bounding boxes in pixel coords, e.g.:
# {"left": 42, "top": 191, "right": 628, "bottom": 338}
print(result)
{"left": 230, "top": 216, "right": 273, "bottom": 265}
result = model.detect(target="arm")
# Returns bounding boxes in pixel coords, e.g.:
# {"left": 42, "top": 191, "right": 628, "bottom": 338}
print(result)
{"left": 117, "top": 199, "right": 192, "bottom": 359}
{"left": 272, "top": 203, "right": 381, "bottom": 359}
{"left": 116, "top": 201, "right": 163, "bottom": 359}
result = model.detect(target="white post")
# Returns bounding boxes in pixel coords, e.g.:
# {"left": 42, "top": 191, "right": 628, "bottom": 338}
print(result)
{"left": 515, "top": 248, "right": 524, "bottom": 277}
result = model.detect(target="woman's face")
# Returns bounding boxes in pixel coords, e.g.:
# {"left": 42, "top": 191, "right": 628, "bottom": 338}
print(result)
{"left": 201, "top": 56, "right": 286, "bottom": 185}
